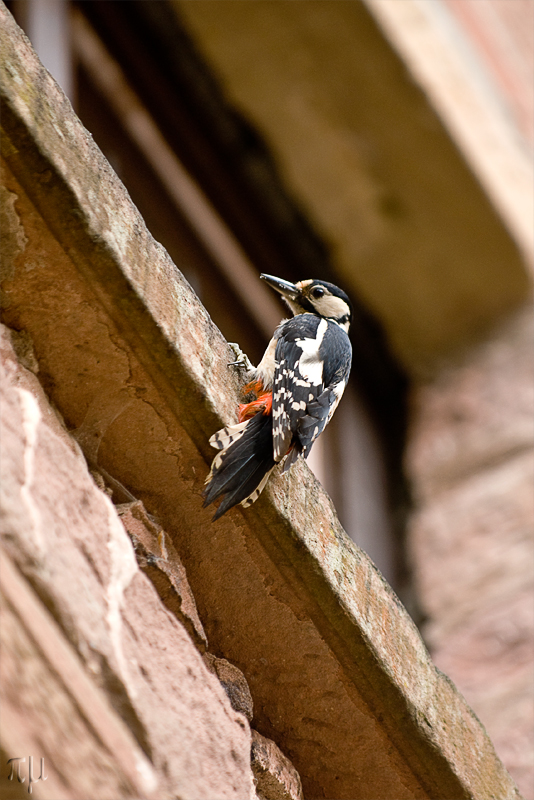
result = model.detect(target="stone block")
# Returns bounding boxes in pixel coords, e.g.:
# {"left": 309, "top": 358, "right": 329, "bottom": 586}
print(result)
{"left": 1, "top": 548, "right": 159, "bottom": 800}
{"left": 406, "top": 307, "right": 534, "bottom": 798}
{"left": 251, "top": 730, "right": 303, "bottom": 800}
{"left": 117, "top": 499, "right": 208, "bottom": 651}
{"left": 430, "top": 585, "right": 534, "bottom": 798}
{"left": 204, "top": 654, "right": 254, "bottom": 723}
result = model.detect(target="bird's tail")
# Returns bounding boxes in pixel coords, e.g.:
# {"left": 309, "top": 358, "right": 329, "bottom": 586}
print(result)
{"left": 202, "top": 412, "right": 276, "bottom": 520}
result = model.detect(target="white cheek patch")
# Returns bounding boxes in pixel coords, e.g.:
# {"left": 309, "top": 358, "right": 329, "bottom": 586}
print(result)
{"left": 314, "top": 295, "right": 349, "bottom": 320}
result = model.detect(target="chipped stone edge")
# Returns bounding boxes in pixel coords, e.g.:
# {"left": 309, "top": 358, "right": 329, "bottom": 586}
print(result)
{"left": 0, "top": 7, "right": 522, "bottom": 800}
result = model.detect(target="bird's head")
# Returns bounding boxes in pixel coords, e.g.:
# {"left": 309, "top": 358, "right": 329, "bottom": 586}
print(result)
{"left": 261, "top": 274, "right": 352, "bottom": 333}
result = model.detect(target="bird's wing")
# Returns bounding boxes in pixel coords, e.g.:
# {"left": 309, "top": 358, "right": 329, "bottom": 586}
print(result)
{"left": 272, "top": 316, "right": 351, "bottom": 462}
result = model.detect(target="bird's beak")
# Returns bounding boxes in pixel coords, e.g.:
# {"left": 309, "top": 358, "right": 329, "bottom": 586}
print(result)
{"left": 260, "top": 274, "right": 299, "bottom": 301}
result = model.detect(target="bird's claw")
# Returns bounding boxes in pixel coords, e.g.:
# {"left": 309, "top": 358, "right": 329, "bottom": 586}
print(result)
{"left": 227, "top": 343, "right": 254, "bottom": 372}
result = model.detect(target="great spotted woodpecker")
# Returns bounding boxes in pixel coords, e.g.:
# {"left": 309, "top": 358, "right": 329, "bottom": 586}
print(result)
{"left": 203, "top": 274, "right": 352, "bottom": 520}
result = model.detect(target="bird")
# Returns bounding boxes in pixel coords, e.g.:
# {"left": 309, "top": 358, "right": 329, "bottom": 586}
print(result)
{"left": 202, "top": 274, "right": 352, "bottom": 520}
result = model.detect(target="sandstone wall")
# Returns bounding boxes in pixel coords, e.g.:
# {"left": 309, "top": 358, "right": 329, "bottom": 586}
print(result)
{"left": 407, "top": 305, "right": 534, "bottom": 798}
{"left": 0, "top": 323, "right": 252, "bottom": 799}
{"left": 0, "top": 322, "right": 304, "bottom": 800}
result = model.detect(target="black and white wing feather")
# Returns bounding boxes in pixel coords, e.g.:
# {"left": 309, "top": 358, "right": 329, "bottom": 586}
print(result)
{"left": 271, "top": 315, "right": 351, "bottom": 465}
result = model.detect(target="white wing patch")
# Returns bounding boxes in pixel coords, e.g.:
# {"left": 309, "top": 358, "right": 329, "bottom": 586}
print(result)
{"left": 293, "top": 318, "right": 327, "bottom": 386}
{"left": 272, "top": 318, "right": 328, "bottom": 461}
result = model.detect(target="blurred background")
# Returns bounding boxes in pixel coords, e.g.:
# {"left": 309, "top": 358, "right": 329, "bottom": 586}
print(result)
{"left": 6, "top": 0, "right": 533, "bottom": 795}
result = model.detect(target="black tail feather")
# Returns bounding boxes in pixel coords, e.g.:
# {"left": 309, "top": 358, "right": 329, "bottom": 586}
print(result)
{"left": 211, "top": 455, "right": 274, "bottom": 520}
{"left": 203, "top": 413, "right": 276, "bottom": 519}
{"left": 203, "top": 451, "right": 258, "bottom": 504}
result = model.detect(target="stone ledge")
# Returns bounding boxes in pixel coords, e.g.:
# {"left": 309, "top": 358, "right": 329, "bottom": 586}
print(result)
{"left": 0, "top": 6, "right": 522, "bottom": 799}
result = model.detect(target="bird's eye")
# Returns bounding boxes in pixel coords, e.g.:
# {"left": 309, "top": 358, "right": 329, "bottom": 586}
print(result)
{"left": 312, "top": 286, "right": 325, "bottom": 299}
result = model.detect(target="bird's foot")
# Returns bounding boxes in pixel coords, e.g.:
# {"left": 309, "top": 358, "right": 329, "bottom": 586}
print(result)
{"left": 227, "top": 343, "right": 254, "bottom": 373}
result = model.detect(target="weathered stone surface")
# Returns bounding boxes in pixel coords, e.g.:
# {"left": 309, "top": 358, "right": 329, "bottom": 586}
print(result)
{"left": 0, "top": 324, "right": 254, "bottom": 800}
{"left": 0, "top": 9, "right": 523, "bottom": 799}
{"left": 117, "top": 500, "right": 208, "bottom": 651}
{"left": 0, "top": 157, "right": 517, "bottom": 800}
{"left": 251, "top": 730, "right": 303, "bottom": 800}
{"left": 1, "top": 549, "right": 159, "bottom": 800}
{"left": 204, "top": 654, "right": 254, "bottom": 722}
